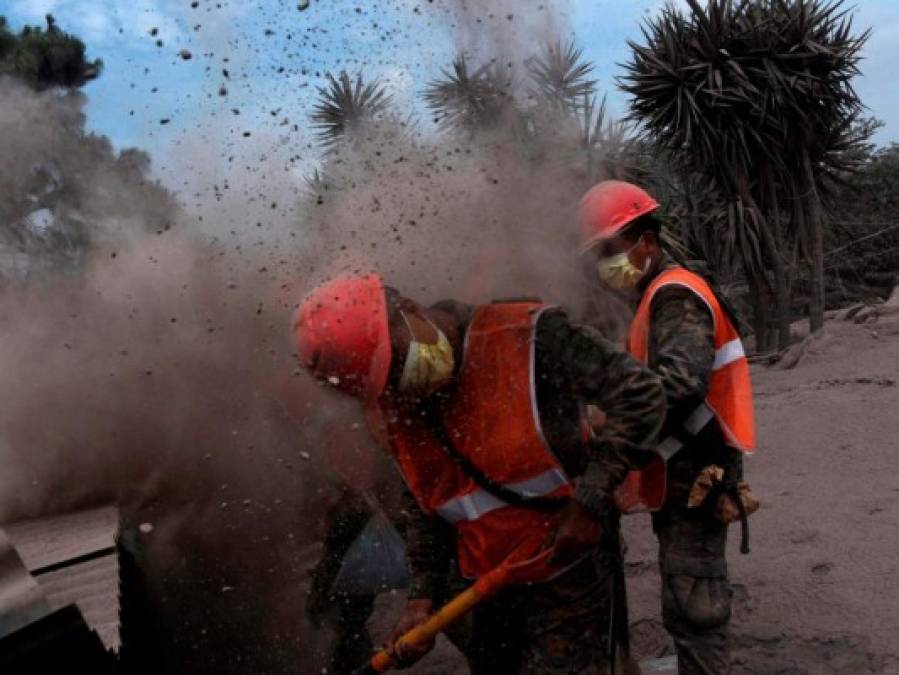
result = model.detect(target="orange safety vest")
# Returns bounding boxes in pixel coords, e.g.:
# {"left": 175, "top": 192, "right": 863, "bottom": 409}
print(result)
{"left": 615, "top": 267, "right": 756, "bottom": 513}
{"left": 366, "top": 302, "right": 572, "bottom": 580}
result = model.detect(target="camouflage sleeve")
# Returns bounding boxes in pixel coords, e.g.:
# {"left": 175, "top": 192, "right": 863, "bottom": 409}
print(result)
{"left": 395, "top": 477, "right": 455, "bottom": 600}
{"left": 537, "top": 311, "right": 666, "bottom": 514}
{"left": 647, "top": 287, "right": 715, "bottom": 428}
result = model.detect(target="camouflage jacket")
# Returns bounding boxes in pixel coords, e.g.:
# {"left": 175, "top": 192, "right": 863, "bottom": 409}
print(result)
{"left": 642, "top": 256, "right": 716, "bottom": 432}
{"left": 396, "top": 302, "right": 666, "bottom": 598}
{"left": 641, "top": 256, "right": 743, "bottom": 505}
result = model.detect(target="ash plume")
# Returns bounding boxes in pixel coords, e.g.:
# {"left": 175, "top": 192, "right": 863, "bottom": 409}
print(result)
{"left": 434, "top": 0, "right": 572, "bottom": 67}
{"left": 0, "top": 75, "right": 376, "bottom": 674}
{"left": 0, "top": 4, "right": 629, "bottom": 672}
{"left": 295, "top": 122, "right": 591, "bottom": 309}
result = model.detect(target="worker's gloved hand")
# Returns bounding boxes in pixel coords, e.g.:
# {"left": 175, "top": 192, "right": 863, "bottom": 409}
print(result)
{"left": 387, "top": 598, "right": 436, "bottom": 668}
{"left": 544, "top": 501, "right": 602, "bottom": 566}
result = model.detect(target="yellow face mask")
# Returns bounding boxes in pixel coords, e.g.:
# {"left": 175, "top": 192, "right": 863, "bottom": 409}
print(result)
{"left": 398, "top": 316, "right": 455, "bottom": 393}
{"left": 596, "top": 238, "right": 650, "bottom": 291}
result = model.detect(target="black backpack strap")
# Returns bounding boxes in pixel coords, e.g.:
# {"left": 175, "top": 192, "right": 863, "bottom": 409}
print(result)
{"left": 421, "top": 401, "right": 567, "bottom": 512}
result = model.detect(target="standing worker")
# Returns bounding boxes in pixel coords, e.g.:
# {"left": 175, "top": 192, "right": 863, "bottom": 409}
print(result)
{"left": 293, "top": 273, "right": 666, "bottom": 674}
{"left": 578, "top": 180, "right": 759, "bottom": 675}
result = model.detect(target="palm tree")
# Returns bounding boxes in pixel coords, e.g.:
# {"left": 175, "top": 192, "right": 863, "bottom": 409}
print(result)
{"left": 310, "top": 70, "right": 391, "bottom": 149}
{"left": 423, "top": 55, "right": 513, "bottom": 133}
{"left": 525, "top": 38, "right": 595, "bottom": 115}
{"left": 764, "top": 0, "right": 870, "bottom": 332}
{"left": 621, "top": 0, "right": 870, "bottom": 347}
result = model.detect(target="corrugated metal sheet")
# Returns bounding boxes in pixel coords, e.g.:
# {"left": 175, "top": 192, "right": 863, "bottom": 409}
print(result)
{"left": 35, "top": 554, "right": 120, "bottom": 650}
{"left": 0, "top": 528, "right": 52, "bottom": 639}
{"left": 2, "top": 505, "right": 120, "bottom": 651}
{"left": 4, "top": 506, "right": 117, "bottom": 571}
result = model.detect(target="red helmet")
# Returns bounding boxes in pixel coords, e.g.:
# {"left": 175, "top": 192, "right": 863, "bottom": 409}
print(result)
{"left": 293, "top": 273, "right": 392, "bottom": 400}
{"left": 578, "top": 180, "right": 660, "bottom": 253}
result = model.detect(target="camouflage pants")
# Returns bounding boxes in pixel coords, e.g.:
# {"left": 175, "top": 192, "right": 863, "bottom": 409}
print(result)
{"left": 306, "top": 491, "right": 376, "bottom": 675}
{"left": 444, "top": 556, "right": 616, "bottom": 675}
{"left": 654, "top": 510, "right": 732, "bottom": 675}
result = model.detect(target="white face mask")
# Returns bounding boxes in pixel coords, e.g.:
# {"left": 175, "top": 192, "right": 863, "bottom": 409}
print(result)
{"left": 397, "top": 315, "right": 455, "bottom": 394}
{"left": 596, "top": 237, "right": 651, "bottom": 291}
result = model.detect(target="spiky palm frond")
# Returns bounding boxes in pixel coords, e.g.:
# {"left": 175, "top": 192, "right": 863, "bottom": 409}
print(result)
{"left": 423, "top": 55, "right": 513, "bottom": 132}
{"left": 311, "top": 71, "right": 391, "bottom": 148}
{"left": 620, "top": 0, "right": 869, "bottom": 276}
{"left": 578, "top": 95, "right": 639, "bottom": 182}
{"left": 526, "top": 38, "right": 596, "bottom": 113}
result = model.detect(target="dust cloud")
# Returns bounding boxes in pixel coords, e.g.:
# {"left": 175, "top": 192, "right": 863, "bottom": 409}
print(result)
{"left": 0, "top": 2, "right": 625, "bottom": 672}
{"left": 0, "top": 75, "right": 380, "bottom": 675}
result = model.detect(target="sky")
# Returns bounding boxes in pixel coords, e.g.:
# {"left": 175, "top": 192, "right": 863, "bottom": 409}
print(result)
{"left": 2, "top": 0, "right": 898, "bottom": 191}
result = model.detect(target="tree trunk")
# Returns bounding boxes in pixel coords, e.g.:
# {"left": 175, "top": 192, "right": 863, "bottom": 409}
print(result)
{"left": 751, "top": 273, "right": 772, "bottom": 353}
{"left": 734, "top": 176, "right": 779, "bottom": 351}
{"left": 772, "top": 236, "right": 792, "bottom": 348}
{"left": 809, "top": 219, "right": 826, "bottom": 332}
{"left": 802, "top": 151, "right": 826, "bottom": 333}
{"left": 764, "top": 171, "right": 792, "bottom": 350}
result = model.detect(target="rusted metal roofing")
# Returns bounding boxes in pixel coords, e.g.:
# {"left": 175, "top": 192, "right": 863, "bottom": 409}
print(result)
{"left": 0, "top": 528, "right": 52, "bottom": 639}
{"left": 1, "top": 505, "right": 120, "bottom": 651}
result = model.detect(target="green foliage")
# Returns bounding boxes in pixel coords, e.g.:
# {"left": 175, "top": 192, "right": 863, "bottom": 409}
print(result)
{"left": 0, "top": 17, "right": 16, "bottom": 61}
{"left": 1, "top": 12, "right": 172, "bottom": 282}
{"left": 825, "top": 142, "right": 899, "bottom": 297}
{"left": 0, "top": 14, "right": 102, "bottom": 89}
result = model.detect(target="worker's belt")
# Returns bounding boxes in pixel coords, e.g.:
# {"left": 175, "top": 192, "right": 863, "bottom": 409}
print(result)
{"left": 659, "top": 401, "right": 753, "bottom": 555}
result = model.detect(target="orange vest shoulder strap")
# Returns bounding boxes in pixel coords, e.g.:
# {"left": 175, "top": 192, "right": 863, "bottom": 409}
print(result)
{"left": 646, "top": 267, "right": 719, "bottom": 320}
{"left": 468, "top": 301, "right": 545, "bottom": 332}
{"left": 629, "top": 267, "right": 720, "bottom": 362}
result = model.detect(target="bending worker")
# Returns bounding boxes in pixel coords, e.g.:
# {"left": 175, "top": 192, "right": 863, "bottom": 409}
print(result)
{"left": 293, "top": 273, "right": 665, "bottom": 674}
{"left": 578, "top": 180, "right": 758, "bottom": 675}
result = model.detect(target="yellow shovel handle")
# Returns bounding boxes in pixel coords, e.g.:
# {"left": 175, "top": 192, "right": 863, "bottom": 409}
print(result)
{"left": 368, "top": 568, "right": 506, "bottom": 672}
{"left": 368, "top": 585, "right": 479, "bottom": 671}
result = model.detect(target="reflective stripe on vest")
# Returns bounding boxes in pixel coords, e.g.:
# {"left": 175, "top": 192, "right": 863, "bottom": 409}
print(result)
{"left": 436, "top": 468, "right": 568, "bottom": 523}
{"left": 714, "top": 338, "right": 745, "bottom": 370}
{"left": 372, "top": 302, "right": 574, "bottom": 579}
{"left": 436, "top": 304, "right": 573, "bottom": 522}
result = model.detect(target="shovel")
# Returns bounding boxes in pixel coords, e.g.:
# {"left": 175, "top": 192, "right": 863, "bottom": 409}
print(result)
{"left": 353, "top": 545, "right": 555, "bottom": 674}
